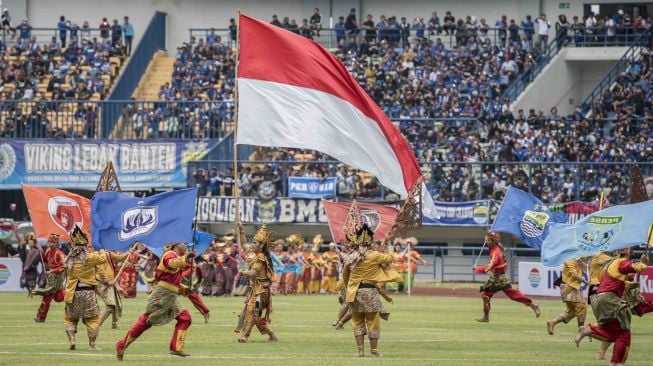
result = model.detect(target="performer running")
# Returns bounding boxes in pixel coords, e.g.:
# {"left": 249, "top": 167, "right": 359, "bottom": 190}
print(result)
{"left": 473, "top": 231, "right": 541, "bottom": 322}
{"left": 342, "top": 224, "right": 401, "bottom": 357}
{"left": 33, "top": 234, "right": 65, "bottom": 322}
{"left": 235, "top": 221, "right": 279, "bottom": 343}
{"left": 116, "top": 242, "right": 196, "bottom": 360}
{"left": 63, "top": 226, "right": 108, "bottom": 351}
{"left": 547, "top": 258, "right": 588, "bottom": 335}
{"left": 575, "top": 247, "right": 649, "bottom": 365}
{"left": 96, "top": 249, "right": 131, "bottom": 329}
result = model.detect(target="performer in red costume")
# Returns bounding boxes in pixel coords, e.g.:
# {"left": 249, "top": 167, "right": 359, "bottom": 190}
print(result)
{"left": 473, "top": 232, "right": 541, "bottom": 322}
{"left": 33, "top": 234, "right": 66, "bottom": 322}
{"left": 116, "top": 243, "right": 195, "bottom": 361}
{"left": 181, "top": 258, "right": 211, "bottom": 323}
{"left": 575, "top": 247, "right": 649, "bottom": 366}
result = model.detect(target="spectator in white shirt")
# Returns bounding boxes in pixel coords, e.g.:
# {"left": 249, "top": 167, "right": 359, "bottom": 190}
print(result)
{"left": 535, "top": 13, "right": 551, "bottom": 50}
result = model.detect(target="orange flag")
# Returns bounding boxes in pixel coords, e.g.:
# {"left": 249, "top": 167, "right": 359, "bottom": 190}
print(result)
{"left": 323, "top": 201, "right": 399, "bottom": 244}
{"left": 22, "top": 184, "right": 91, "bottom": 241}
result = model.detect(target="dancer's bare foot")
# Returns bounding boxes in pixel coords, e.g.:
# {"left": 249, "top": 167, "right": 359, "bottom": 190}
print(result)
{"left": 546, "top": 320, "right": 555, "bottom": 335}
{"left": 170, "top": 350, "right": 190, "bottom": 357}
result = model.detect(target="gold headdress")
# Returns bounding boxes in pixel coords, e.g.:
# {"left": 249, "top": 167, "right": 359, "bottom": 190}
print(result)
{"left": 286, "top": 233, "right": 305, "bottom": 248}
{"left": 70, "top": 225, "right": 89, "bottom": 246}
{"left": 273, "top": 239, "right": 285, "bottom": 249}
{"left": 312, "top": 234, "right": 323, "bottom": 252}
{"left": 347, "top": 223, "right": 374, "bottom": 246}
{"left": 253, "top": 224, "right": 273, "bottom": 246}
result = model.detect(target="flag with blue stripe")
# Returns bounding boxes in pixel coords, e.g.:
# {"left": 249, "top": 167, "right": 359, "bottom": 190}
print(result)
{"left": 91, "top": 188, "right": 197, "bottom": 253}
{"left": 541, "top": 200, "right": 653, "bottom": 266}
{"left": 491, "top": 186, "right": 568, "bottom": 249}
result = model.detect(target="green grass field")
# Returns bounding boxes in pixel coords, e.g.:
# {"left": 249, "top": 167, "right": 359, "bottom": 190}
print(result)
{"left": 1, "top": 290, "right": 652, "bottom": 366}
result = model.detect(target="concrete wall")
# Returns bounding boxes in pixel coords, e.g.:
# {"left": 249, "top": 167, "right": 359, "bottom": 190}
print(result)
{"left": 511, "top": 47, "right": 627, "bottom": 116}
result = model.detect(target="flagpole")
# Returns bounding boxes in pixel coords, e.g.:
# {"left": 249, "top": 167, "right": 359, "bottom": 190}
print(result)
{"left": 233, "top": 10, "right": 241, "bottom": 227}
{"left": 189, "top": 185, "right": 200, "bottom": 289}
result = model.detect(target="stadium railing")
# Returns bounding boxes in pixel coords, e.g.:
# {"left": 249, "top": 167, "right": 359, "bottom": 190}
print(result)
{"left": 503, "top": 28, "right": 651, "bottom": 102}
{"left": 1, "top": 27, "right": 105, "bottom": 45}
{"left": 187, "top": 160, "right": 653, "bottom": 205}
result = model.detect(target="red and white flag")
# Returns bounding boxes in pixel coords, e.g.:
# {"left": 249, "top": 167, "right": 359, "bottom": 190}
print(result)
{"left": 323, "top": 201, "right": 399, "bottom": 243}
{"left": 236, "top": 14, "right": 421, "bottom": 198}
{"left": 22, "top": 184, "right": 91, "bottom": 241}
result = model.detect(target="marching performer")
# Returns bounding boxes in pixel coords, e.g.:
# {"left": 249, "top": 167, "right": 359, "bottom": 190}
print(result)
{"left": 63, "top": 226, "right": 108, "bottom": 351}
{"left": 235, "top": 221, "right": 279, "bottom": 343}
{"left": 575, "top": 247, "right": 649, "bottom": 365}
{"left": 119, "top": 250, "right": 140, "bottom": 298}
{"left": 33, "top": 234, "right": 65, "bottom": 322}
{"left": 547, "top": 258, "right": 588, "bottom": 335}
{"left": 403, "top": 237, "right": 428, "bottom": 288}
{"left": 473, "top": 231, "right": 541, "bottom": 322}
{"left": 19, "top": 233, "right": 41, "bottom": 298}
{"left": 116, "top": 242, "right": 196, "bottom": 360}
{"left": 342, "top": 224, "right": 401, "bottom": 357}
{"left": 322, "top": 243, "right": 340, "bottom": 294}
{"left": 96, "top": 249, "right": 132, "bottom": 329}
{"left": 181, "top": 256, "right": 211, "bottom": 324}
{"left": 333, "top": 241, "right": 352, "bottom": 330}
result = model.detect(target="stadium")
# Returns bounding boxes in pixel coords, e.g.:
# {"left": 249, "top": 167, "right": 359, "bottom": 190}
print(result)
{"left": 1, "top": 0, "right": 653, "bottom": 365}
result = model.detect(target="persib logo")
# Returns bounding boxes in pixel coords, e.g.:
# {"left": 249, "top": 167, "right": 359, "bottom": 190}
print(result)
{"left": 120, "top": 206, "right": 158, "bottom": 241}
{"left": 575, "top": 215, "right": 623, "bottom": 252}
{"left": 0, "top": 264, "right": 10, "bottom": 285}
{"left": 528, "top": 268, "right": 541, "bottom": 288}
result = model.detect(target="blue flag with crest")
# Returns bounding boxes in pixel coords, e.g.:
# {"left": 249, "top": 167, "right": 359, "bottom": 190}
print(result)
{"left": 541, "top": 200, "right": 653, "bottom": 266}
{"left": 491, "top": 186, "right": 568, "bottom": 249}
{"left": 91, "top": 188, "right": 197, "bottom": 253}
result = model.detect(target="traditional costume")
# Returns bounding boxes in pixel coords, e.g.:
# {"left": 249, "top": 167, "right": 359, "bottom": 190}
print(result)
{"left": 403, "top": 237, "right": 426, "bottom": 287}
{"left": 473, "top": 232, "right": 540, "bottom": 322}
{"left": 547, "top": 258, "right": 588, "bottom": 335}
{"left": 235, "top": 223, "right": 278, "bottom": 343}
{"left": 33, "top": 234, "right": 65, "bottom": 322}
{"left": 270, "top": 240, "right": 286, "bottom": 295}
{"left": 181, "top": 260, "right": 211, "bottom": 323}
{"left": 342, "top": 224, "right": 401, "bottom": 357}
{"left": 119, "top": 251, "right": 140, "bottom": 298}
{"left": 116, "top": 242, "right": 194, "bottom": 360}
{"left": 19, "top": 234, "right": 41, "bottom": 297}
{"left": 140, "top": 250, "right": 158, "bottom": 294}
{"left": 575, "top": 248, "right": 649, "bottom": 365}
{"left": 96, "top": 249, "right": 131, "bottom": 329}
{"left": 322, "top": 243, "right": 339, "bottom": 294}
{"left": 63, "top": 226, "right": 107, "bottom": 351}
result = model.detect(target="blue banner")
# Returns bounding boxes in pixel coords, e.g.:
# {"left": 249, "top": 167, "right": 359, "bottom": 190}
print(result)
{"left": 491, "top": 186, "right": 568, "bottom": 249}
{"left": 542, "top": 200, "right": 653, "bottom": 266}
{"left": 423, "top": 200, "right": 491, "bottom": 226}
{"left": 91, "top": 188, "right": 197, "bottom": 252}
{"left": 197, "top": 196, "right": 491, "bottom": 226}
{"left": 288, "top": 176, "right": 337, "bottom": 199}
{"left": 0, "top": 139, "right": 217, "bottom": 190}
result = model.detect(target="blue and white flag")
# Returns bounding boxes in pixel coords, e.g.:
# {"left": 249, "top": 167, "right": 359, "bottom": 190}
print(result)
{"left": 91, "top": 188, "right": 197, "bottom": 253}
{"left": 491, "top": 186, "right": 568, "bottom": 249}
{"left": 541, "top": 200, "right": 653, "bottom": 266}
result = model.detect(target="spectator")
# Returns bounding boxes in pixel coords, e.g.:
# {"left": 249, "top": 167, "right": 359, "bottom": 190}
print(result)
{"left": 17, "top": 18, "right": 31, "bottom": 46}
{"left": 111, "top": 18, "right": 122, "bottom": 48}
{"left": 299, "top": 19, "right": 314, "bottom": 39}
{"left": 427, "top": 11, "right": 441, "bottom": 35}
{"left": 57, "top": 15, "right": 68, "bottom": 48}
{"left": 521, "top": 15, "right": 534, "bottom": 41}
{"left": 228, "top": 18, "right": 237, "bottom": 46}
{"left": 122, "top": 16, "right": 134, "bottom": 55}
{"left": 536, "top": 13, "right": 551, "bottom": 49}
{"left": 99, "top": 17, "right": 110, "bottom": 41}
{"left": 270, "top": 14, "right": 281, "bottom": 27}
{"left": 362, "top": 14, "right": 376, "bottom": 42}
{"left": 335, "top": 16, "right": 346, "bottom": 45}
{"left": 309, "top": 7, "right": 322, "bottom": 36}
{"left": 1, "top": 8, "right": 16, "bottom": 39}
{"left": 345, "top": 8, "right": 359, "bottom": 37}
{"left": 555, "top": 14, "right": 571, "bottom": 49}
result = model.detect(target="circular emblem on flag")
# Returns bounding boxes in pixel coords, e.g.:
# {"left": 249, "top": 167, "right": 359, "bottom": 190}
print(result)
{"left": 520, "top": 210, "right": 550, "bottom": 238}
{"left": 257, "top": 181, "right": 277, "bottom": 200}
{"left": 360, "top": 209, "right": 381, "bottom": 232}
{"left": 0, "top": 143, "right": 17, "bottom": 181}
{"left": 48, "top": 196, "right": 84, "bottom": 232}
{"left": 472, "top": 204, "right": 489, "bottom": 225}
{"left": 528, "top": 268, "right": 541, "bottom": 288}
{"left": 308, "top": 182, "right": 319, "bottom": 193}
{"left": 0, "top": 263, "right": 10, "bottom": 285}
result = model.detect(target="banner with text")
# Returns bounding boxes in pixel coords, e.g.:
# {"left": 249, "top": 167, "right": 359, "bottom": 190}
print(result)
{"left": 197, "top": 196, "right": 328, "bottom": 224}
{"left": 288, "top": 176, "right": 337, "bottom": 199}
{"left": 424, "top": 200, "right": 490, "bottom": 226}
{"left": 518, "top": 261, "right": 590, "bottom": 297}
{"left": 0, "top": 140, "right": 217, "bottom": 190}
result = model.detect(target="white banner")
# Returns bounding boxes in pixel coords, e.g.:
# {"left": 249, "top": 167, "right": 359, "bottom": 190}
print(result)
{"left": 0, "top": 258, "right": 25, "bottom": 291}
{"left": 0, "top": 257, "right": 149, "bottom": 293}
{"left": 518, "top": 261, "right": 565, "bottom": 297}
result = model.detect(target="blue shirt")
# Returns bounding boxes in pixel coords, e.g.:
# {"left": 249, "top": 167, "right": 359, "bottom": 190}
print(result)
{"left": 57, "top": 21, "right": 68, "bottom": 38}
{"left": 335, "top": 22, "right": 345, "bottom": 38}
{"left": 18, "top": 24, "right": 31, "bottom": 40}
{"left": 122, "top": 23, "right": 134, "bottom": 37}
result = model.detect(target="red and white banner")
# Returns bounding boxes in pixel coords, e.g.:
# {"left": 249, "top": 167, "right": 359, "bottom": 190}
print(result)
{"left": 323, "top": 201, "right": 399, "bottom": 243}
{"left": 236, "top": 14, "right": 421, "bottom": 198}
{"left": 22, "top": 184, "right": 91, "bottom": 240}
{"left": 640, "top": 267, "right": 653, "bottom": 301}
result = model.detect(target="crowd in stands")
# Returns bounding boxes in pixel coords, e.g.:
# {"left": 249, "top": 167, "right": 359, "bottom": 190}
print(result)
{"left": 0, "top": 10, "right": 133, "bottom": 138}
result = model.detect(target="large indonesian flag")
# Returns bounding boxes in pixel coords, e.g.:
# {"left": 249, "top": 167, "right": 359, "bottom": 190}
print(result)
{"left": 323, "top": 201, "right": 399, "bottom": 243}
{"left": 22, "top": 184, "right": 91, "bottom": 240}
{"left": 236, "top": 14, "right": 421, "bottom": 198}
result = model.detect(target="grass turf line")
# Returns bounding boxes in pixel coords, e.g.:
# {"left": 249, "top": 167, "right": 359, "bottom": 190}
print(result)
{"left": 0, "top": 291, "right": 652, "bottom": 365}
